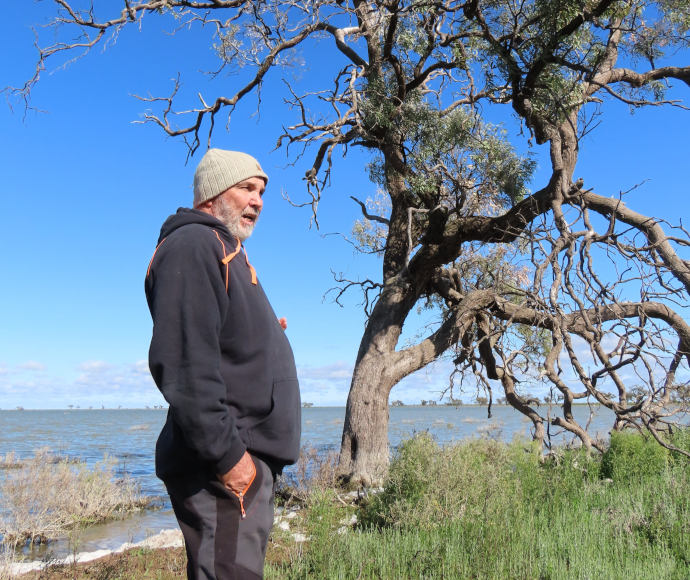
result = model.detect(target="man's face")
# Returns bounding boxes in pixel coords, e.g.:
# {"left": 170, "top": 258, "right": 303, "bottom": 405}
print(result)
{"left": 212, "top": 176, "right": 266, "bottom": 241}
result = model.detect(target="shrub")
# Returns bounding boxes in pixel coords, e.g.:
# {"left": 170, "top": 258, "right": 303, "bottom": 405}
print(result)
{"left": 0, "top": 449, "right": 149, "bottom": 547}
{"left": 600, "top": 430, "right": 668, "bottom": 482}
{"left": 269, "top": 434, "right": 690, "bottom": 579}
{"left": 0, "top": 545, "right": 16, "bottom": 580}
{"left": 276, "top": 445, "right": 341, "bottom": 504}
{"left": 667, "top": 426, "right": 690, "bottom": 471}
{"left": 0, "top": 453, "right": 20, "bottom": 469}
{"left": 359, "top": 433, "right": 540, "bottom": 530}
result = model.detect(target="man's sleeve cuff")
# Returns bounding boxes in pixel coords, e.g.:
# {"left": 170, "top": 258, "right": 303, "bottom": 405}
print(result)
{"left": 215, "top": 441, "right": 248, "bottom": 476}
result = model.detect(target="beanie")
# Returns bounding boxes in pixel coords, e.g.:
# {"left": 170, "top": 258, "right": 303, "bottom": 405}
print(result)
{"left": 193, "top": 149, "right": 268, "bottom": 207}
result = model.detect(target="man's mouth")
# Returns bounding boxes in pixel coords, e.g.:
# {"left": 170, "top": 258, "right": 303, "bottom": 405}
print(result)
{"left": 241, "top": 213, "right": 258, "bottom": 224}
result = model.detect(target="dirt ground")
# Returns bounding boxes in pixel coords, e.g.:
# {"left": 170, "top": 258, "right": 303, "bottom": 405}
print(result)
{"left": 17, "top": 546, "right": 187, "bottom": 579}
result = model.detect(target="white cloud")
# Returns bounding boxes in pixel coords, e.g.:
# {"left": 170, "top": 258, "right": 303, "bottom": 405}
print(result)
{"left": 296, "top": 359, "right": 463, "bottom": 406}
{"left": 132, "top": 360, "right": 150, "bottom": 375}
{"left": 391, "top": 360, "right": 465, "bottom": 404}
{"left": 0, "top": 359, "right": 162, "bottom": 410}
{"left": 297, "top": 361, "right": 353, "bottom": 406}
{"left": 18, "top": 361, "right": 46, "bottom": 371}
{"left": 78, "top": 360, "right": 112, "bottom": 372}
{"left": 298, "top": 361, "right": 353, "bottom": 381}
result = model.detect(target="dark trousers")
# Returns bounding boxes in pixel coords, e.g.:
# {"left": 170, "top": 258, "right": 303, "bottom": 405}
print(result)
{"left": 164, "top": 455, "right": 275, "bottom": 580}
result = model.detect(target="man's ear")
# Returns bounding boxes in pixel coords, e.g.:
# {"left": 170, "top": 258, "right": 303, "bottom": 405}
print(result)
{"left": 196, "top": 199, "right": 214, "bottom": 214}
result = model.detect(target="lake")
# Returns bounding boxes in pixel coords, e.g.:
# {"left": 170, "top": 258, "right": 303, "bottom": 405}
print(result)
{"left": 1, "top": 404, "right": 617, "bottom": 559}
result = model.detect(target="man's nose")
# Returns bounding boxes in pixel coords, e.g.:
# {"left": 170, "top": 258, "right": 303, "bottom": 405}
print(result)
{"left": 249, "top": 192, "right": 263, "bottom": 209}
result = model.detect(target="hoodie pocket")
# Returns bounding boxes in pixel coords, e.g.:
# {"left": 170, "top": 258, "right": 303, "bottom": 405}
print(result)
{"left": 247, "top": 378, "right": 301, "bottom": 464}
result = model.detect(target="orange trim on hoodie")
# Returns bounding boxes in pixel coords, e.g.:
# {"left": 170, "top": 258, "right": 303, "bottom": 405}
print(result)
{"left": 215, "top": 233, "right": 258, "bottom": 287}
{"left": 220, "top": 236, "right": 242, "bottom": 265}
{"left": 151, "top": 229, "right": 257, "bottom": 291}
{"left": 212, "top": 230, "right": 232, "bottom": 291}
{"left": 146, "top": 237, "right": 167, "bottom": 278}
{"left": 242, "top": 247, "right": 258, "bottom": 285}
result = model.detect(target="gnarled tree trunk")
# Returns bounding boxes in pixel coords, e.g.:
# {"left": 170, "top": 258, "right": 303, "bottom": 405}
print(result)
{"left": 339, "top": 353, "right": 394, "bottom": 486}
{"left": 338, "top": 276, "right": 415, "bottom": 484}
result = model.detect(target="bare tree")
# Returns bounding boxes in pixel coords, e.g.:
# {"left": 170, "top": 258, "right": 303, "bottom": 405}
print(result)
{"left": 13, "top": 0, "right": 690, "bottom": 484}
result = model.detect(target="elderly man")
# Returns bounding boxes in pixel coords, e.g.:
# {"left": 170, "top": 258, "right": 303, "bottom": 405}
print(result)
{"left": 145, "top": 149, "right": 301, "bottom": 579}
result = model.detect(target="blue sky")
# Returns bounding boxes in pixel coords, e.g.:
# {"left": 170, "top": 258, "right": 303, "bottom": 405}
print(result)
{"left": 2, "top": 3, "right": 689, "bottom": 409}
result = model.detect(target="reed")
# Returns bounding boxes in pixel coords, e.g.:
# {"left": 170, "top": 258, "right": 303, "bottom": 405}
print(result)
{"left": 0, "top": 448, "right": 149, "bottom": 548}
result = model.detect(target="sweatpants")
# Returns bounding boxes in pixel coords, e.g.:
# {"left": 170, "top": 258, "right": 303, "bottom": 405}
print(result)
{"left": 164, "top": 455, "right": 275, "bottom": 580}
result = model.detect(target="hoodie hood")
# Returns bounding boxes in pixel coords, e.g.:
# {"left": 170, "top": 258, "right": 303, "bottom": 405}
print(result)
{"left": 158, "top": 207, "right": 233, "bottom": 244}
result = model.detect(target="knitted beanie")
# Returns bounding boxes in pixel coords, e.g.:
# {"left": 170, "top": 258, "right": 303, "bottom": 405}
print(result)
{"left": 193, "top": 149, "right": 268, "bottom": 207}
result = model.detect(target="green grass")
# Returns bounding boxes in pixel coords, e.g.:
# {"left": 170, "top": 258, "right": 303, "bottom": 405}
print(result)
{"left": 267, "top": 431, "right": 690, "bottom": 579}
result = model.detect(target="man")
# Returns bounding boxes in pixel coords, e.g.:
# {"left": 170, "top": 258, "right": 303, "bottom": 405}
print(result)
{"left": 145, "top": 148, "right": 301, "bottom": 579}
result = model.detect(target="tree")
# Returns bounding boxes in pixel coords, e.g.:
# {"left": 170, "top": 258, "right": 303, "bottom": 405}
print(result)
{"left": 13, "top": 0, "right": 690, "bottom": 484}
{"left": 670, "top": 382, "right": 690, "bottom": 404}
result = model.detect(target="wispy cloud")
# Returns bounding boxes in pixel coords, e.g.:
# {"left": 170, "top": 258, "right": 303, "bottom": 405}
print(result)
{"left": 298, "top": 361, "right": 353, "bottom": 381}
{"left": 18, "top": 361, "right": 46, "bottom": 371}
{"left": 78, "top": 360, "right": 112, "bottom": 373}
{"left": 0, "top": 360, "right": 162, "bottom": 410}
{"left": 297, "top": 361, "right": 353, "bottom": 406}
{"left": 132, "top": 360, "right": 150, "bottom": 375}
{"left": 392, "top": 360, "right": 465, "bottom": 404}
{"left": 296, "top": 360, "right": 461, "bottom": 406}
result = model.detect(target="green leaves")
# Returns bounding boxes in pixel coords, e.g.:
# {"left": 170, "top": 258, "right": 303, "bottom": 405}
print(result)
{"left": 601, "top": 430, "right": 670, "bottom": 482}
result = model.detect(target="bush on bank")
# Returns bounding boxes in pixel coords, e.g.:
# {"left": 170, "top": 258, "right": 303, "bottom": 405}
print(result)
{"left": 268, "top": 429, "right": 690, "bottom": 579}
{"left": 601, "top": 430, "right": 668, "bottom": 481}
{"left": 0, "top": 449, "right": 149, "bottom": 547}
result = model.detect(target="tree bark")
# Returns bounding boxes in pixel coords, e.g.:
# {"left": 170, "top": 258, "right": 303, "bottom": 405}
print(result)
{"left": 339, "top": 352, "right": 394, "bottom": 486}
{"left": 338, "top": 276, "right": 415, "bottom": 485}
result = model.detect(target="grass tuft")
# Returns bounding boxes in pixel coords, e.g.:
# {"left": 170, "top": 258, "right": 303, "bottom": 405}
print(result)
{"left": 276, "top": 446, "right": 341, "bottom": 505}
{"left": 0, "top": 449, "right": 150, "bottom": 547}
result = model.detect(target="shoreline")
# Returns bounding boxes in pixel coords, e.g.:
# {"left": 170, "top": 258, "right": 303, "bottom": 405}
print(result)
{"left": 0, "top": 402, "right": 621, "bottom": 412}
{"left": 7, "top": 502, "right": 309, "bottom": 577}
{"left": 9, "top": 528, "right": 184, "bottom": 576}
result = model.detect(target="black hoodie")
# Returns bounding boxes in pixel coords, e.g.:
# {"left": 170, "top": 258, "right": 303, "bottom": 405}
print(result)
{"left": 145, "top": 208, "right": 301, "bottom": 479}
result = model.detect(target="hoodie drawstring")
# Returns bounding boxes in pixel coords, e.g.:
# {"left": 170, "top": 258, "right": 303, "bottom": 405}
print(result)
{"left": 147, "top": 228, "right": 257, "bottom": 291}
{"left": 215, "top": 231, "right": 258, "bottom": 290}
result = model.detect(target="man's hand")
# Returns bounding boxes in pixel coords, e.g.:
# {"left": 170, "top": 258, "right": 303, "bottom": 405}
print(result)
{"left": 217, "top": 451, "right": 256, "bottom": 495}
{"left": 278, "top": 317, "right": 287, "bottom": 330}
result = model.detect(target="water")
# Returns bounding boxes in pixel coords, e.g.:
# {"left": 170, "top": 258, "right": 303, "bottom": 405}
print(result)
{"left": 1, "top": 404, "right": 618, "bottom": 559}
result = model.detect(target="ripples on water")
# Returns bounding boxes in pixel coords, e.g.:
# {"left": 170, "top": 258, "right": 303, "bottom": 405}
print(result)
{"left": 1, "top": 405, "right": 617, "bottom": 560}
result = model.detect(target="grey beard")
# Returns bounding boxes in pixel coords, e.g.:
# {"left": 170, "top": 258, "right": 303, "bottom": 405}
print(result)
{"left": 214, "top": 196, "right": 257, "bottom": 241}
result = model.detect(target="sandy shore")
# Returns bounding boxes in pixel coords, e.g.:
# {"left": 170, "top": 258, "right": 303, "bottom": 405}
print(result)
{"left": 7, "top": 503, "right": 313, "bottom": 576}
{"left": 9, "top": 528, "right": 183, "bottom": 576}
